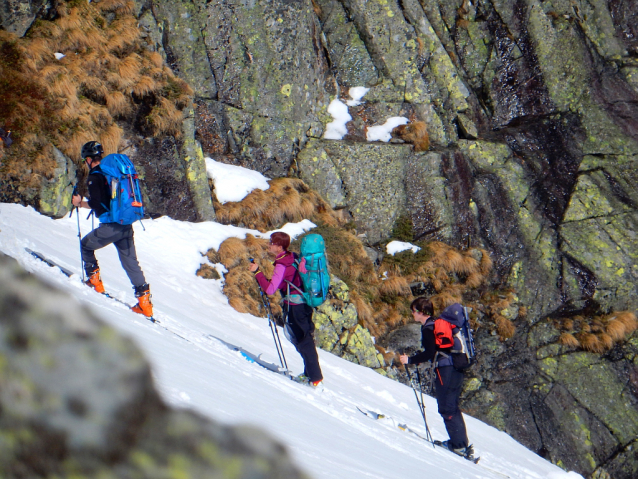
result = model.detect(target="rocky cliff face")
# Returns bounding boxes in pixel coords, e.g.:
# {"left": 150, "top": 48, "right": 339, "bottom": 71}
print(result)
{"left": 2, "top": 0, "right": 638, "bottom": 477}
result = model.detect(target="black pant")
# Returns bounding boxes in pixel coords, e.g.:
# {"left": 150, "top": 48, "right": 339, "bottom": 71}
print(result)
{"left": 435, "top": 366, "right": 468, "bottom": 449}
{"left": 286, "top": 303, "right": 323, "bottom": 382}
{"left": 81, "top": 223, "right": 146, "bottom": 287}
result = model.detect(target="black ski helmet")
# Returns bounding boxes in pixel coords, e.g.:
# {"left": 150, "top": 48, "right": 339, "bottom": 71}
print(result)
{"left": 81, "top": 141, "right": 104, "bottom": 160}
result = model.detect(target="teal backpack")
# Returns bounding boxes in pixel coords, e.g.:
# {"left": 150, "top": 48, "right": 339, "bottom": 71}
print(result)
{"left": 294, "top": 234, "right": 331, "bottom": 307}
{"left": 97, "top": 154, "right": 144, "bottom": 225}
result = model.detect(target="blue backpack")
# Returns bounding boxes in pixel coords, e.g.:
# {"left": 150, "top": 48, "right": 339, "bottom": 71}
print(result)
{"left": 97, "top": 154, "right": 144, "bottom": 225}
{"left": 293, "top": 234, "right": 331, "bottom": 307}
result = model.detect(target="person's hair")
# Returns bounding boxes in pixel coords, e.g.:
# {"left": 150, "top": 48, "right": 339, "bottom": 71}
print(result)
{"left": 410, "top": 297, "right": 434, "bottom": 316}
{"left": 269, "top": 231, "right": 291, "bottom": 250}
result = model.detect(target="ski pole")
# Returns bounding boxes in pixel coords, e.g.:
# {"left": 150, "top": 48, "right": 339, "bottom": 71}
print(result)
{"left": 264, "top": 291, "right": 288, "bottom": 371}
{"left": 404, "top": 362, "right": 434, "bottom": 445}
{"left": 70, "top": 185, "right": 85, "bottom": 282}
{"left": 250, "top": 258, "right": 289, "bottom": 371}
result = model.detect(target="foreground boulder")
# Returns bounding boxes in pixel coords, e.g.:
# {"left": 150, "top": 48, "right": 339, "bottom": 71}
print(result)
{"left": 0, "top": 253, "right": 307, "bottom": 479}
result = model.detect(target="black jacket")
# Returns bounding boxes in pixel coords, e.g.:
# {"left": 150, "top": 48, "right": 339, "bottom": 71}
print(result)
{"left": 408, "top": 319, "right": 436, "bottom": 365}
{"left": 86, "top": 165, "right": 111, "bottom": 217}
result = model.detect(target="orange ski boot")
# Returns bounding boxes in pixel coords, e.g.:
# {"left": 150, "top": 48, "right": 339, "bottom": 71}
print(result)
{"left": 132, "top": 283, "right": 153, "bottom": 318}
{"left": 85, "top": 266, "right": 105, "bottom": 294}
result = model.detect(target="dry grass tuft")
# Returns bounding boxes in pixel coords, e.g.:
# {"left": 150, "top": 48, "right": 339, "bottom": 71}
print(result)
{"left": 218, "top": 237, "right": 249, "bottom": 269}
{"left": 214, "top": 177, "right": 343, "bottom": 232}
{"left": 559, "top": 332, "right": 579, "bottom": 348}
{"left": 579, "top": 333, "right": 605, "bottom": 354}
{"left": 0, "top": 1, "right": 193, "bottom": 189}
{"left": 555, "top": 310, "right": 637, "bottom": 354}
{"left": 391, "top": 121, "right": 429, "bottom": 152}
{"left": 605, "top": 318, "right": 627, "bottom": 341}
{"left": 379, "top": 275, "right": 411, "bottom": 297}
{"left": 105, "top": 90, "right": 131, "bottom": 116}
{"left": 616, "top": 311, "right": 638, "bottom": 333}
{"left": 196, "top": 263, "right": 220, "bottom": 280}
{"left": 495, "top": 315, "right": 515, "bottom": 339}
{"left": 147, "top": 97, "right": 184, "bottom": 137}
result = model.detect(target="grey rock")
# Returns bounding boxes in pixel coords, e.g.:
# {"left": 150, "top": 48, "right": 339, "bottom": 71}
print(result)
{"left": 0, "top": 253, "right": 307, "bottom": 478}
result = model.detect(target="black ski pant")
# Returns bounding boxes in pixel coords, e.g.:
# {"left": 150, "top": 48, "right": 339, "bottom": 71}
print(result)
{"left": 435, "top": 365, "right": 468, "bottom": 449}
{"left": 286, "top": 303, "right": 323, "bottom": 382}
{"left": 81, "top": 222, "right": 146, "bottom": 288}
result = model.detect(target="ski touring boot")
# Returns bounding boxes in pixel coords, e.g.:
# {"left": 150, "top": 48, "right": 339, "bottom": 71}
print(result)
{"left": 293, "top": 374, "right": 322, "bottom": 388}
{"left": 84, "top": 263, "right": 105, "bottom": 294}
{"left": 293, "top": 373, "right": 310, "bottom": 384}
{"left": 132, "top": 283, "right": 154, "bottom": 319}
{"left": 434, "top": 440, "right": 479, "bottom": 463}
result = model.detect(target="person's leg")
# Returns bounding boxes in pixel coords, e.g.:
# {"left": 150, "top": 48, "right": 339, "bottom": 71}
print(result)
{"left": 110, "top": 225, "right": 152, "bottom": 317}
{"left": 81, "top": 223, "right": 120, "bottom": 269}
{"left": 288, "top": 304, "right": 323, "bottom": 382}
{"left": 81, "top": 223, "right": 123, "bottom": 293}
{"left": 112, "top": 225, "right": 146, "bottom": 287}
{"left": 435, "top": 366, "right": 468, "bottom": 449}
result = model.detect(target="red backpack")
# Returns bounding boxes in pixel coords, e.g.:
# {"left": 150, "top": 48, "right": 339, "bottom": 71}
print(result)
{"left": 434, "top": 319, "right": 456, "bottom": 349}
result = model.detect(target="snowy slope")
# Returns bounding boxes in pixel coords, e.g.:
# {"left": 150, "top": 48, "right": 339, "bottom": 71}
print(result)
{"left": 0, "top": 203, "right": 581, "bottom": 479}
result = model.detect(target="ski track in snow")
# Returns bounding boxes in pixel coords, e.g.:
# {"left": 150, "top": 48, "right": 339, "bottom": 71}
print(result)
{"left": 0, "top": 204, "right": 581, "bottom": 479}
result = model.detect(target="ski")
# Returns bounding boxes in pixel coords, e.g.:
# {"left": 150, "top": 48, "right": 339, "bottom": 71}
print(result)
{"left": 208, "top": 335, "right": 293, "bottom": 379}
{"left": 102, "top": 292, "right": 157, "bottom": 324}
{"left": 356, "top": 407, "right": 430, "bottom": 441}
{"left": 357, "top": 407, "right": 492, "bottom": 467}
{"left": 26, "top": 247, "right": 160, "bottom": 324}
{"left": 26, "top": 248, "right": 74, "bottom": 277}
{"left": 432, "top": 440, "right": 480, "bottom": 464}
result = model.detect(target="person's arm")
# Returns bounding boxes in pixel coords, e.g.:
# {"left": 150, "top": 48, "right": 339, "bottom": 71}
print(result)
{"left": 400, "top": 327, "right": 437, "bottom": 365}
{"left": 71, "top": 195, "right": 90, "bottom": 209}
{"left": 254, "top": 263, "right": 286, "bottom": 295}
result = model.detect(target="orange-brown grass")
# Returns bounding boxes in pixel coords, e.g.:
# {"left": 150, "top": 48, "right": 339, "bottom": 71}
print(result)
{"left": 465, "top": 272, "right": 484, "bottom": 288}
{"left": 206, "top": 248, "right": 221, "bottom": 264}
{"left": 605, "top": 318, "right": 628, "bottom": 341}
{"left": 106, "top": 91, "right": 131, "bottom": 116}
{"left": 555, "top": 311, "right": 637, "bottom": 353}
{"left": 97, "top": 0, "right": 136, "bottom": 15}
{"left": 391, "top": 121, "right": 429, "bottom": 152}
{"left": 196, "top": 263, "right": 220, "bottom": 280}
{"left": 431, "top": 290, "right": 463, "bottom": 310}
{"left": 578, "top": 333, "right": 605, "bottom": 354}
{"left": 479, "top": 249, "right": 493, "bottom": 275}
{"left": 133, "top": 76, "right": 160, "bottom": 97}
{"left": 615, "top": 311, "right": 638, "bottom": 332}
{"left": 599, "top": 333, "right": 614, "bottom": 350}
{"left": 379, "top": 275, "right": 411, "bottom": 297}
{"left": 494, "top": 315, "right": 515, "bottom": 339}
{"left": 218, "top": 237, "right": 250, "bottom": 269}
{"left": 348, "top": 291, "right": 374, "bottom": 324}
{"left": 147, "top": 97, "right": 184, "bottom": 137}
{"left": 0, "top": 1, "right": 193, "bottom": 190}
{"left": 223, "top": 266, "right": 275, "bottom": 317}
{"left": 215, "top": 177, "right": 344, "bottom": 232}
{"left": 559, "top": 332, "right": 580, "bottom": 348}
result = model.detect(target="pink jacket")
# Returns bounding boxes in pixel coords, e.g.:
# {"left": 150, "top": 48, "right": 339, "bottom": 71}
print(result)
{"left": 255, "top": 251, "right": 306, "bottom": 298}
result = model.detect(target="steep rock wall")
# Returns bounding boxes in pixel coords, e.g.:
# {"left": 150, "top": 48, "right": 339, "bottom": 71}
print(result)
{"left": 3, "top": 0, "right": 638, "bottom": 476}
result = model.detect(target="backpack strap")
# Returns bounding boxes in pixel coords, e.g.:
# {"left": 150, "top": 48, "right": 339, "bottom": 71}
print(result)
{"left": 284, "top": 280, "right": 305, "bottom": 305}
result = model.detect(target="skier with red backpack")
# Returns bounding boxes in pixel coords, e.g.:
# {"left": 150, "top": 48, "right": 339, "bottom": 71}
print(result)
{"left": 71, "top": 141, "right": 153, "bottom": 318}
{"left": 248, "top": 231, "right": 324, "bottom": 386}
{"left": 400, "top": 297, "right": 474, "bottom": 459}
